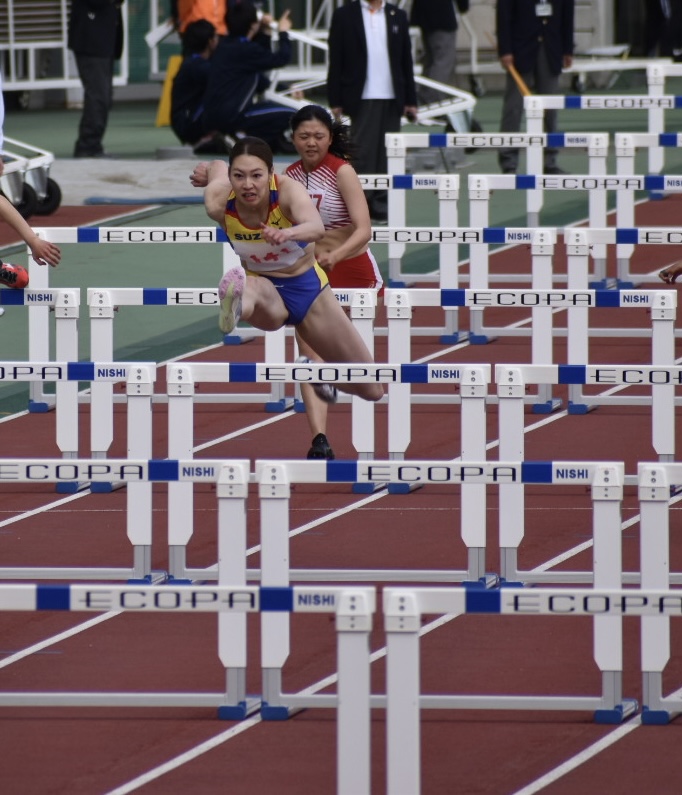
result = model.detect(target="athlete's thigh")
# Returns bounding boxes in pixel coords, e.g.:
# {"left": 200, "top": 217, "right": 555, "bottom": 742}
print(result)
{"left": 247, "top": 274, "right": 289, "bottom": 330}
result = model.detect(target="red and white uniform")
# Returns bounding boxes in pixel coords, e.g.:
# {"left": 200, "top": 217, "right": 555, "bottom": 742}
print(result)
{"left": 286, "top": 153, "right": 383, "bottom": 292}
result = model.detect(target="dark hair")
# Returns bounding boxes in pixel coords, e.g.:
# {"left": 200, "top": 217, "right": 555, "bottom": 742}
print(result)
{"left": 290, "top": 104, "right": 355, "bottom": 162}
{"left": 227, "top": 1, "right": 259, "bottom": 37}
{"left": 228, "top": 136, "right": 274, "bottom": 171}
{"left": 181, "top": 19, "right": 216, "bottom": 56}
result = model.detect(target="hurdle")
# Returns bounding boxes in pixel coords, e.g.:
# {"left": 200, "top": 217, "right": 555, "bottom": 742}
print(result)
{"left": 361, "top": 173, "right": 464, "bottom": 341}
{"left": 385, "top": 132, "right": 604, "bottom": 276}
{"left": 470, "top": 168, "right": 622, "bottom": 291}
{"left": 0, "top": 360, "right": 157, "bottom": 495}
{"left": 612, "top": 137, "right": 682, "bottom": 284}
{"left": 249, "top": 458, "right": 634, "bottom": 728}
{"left": 524, "top": 93, "right": 682, "bottom": 177}
{"left": 0, "top": 579, "right": 375, "bottom": 795}
{"left": 384, "top": 586, "right": 680, "bottom": 791}
{"left": 638, "top": 462, "right": 682, "bottom": 724}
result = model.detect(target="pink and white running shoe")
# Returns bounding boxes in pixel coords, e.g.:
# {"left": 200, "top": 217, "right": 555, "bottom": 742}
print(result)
{"left": 218, "top": 267, "right": 245, "bottom": 334}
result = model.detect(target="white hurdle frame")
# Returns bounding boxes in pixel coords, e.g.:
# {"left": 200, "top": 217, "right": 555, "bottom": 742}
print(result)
{"left": 385, "top": 132, "right": 604, "bottom": 272}
{"left": 0, "top": 576, "right": 375, "bottom": 795}
{"left": 362, "top": 173, "right": 464, "bottom": 341}
{"left": 638, "top": 462, "right": 682, "bottom": 725}
{"left": 384, "top": 585, "right": 678, "bottom": 791}
{"left": 524, "top": 93, "right": 681, "bottom": 176}
{"left": 249, "top": 459, "right": 634, "bottom": 727}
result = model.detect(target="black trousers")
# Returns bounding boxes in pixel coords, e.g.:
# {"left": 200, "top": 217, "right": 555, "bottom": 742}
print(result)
{"left": 74, "top": 54, "right": 114, "bottom": 156}
{"left": 350, "top": 99, "right": 401, "bottom": 215}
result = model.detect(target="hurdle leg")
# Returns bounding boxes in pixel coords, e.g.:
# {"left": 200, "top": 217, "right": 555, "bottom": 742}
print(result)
{"left": 216, "top": 462, "right": 259, "bottom": 719}
{"left": 386, "top": 292, "right": 416, "bottom": 494}
{"left": 351, "top": 292, "right": 381, "bottom": 494}
{"left": 497, "top": 368, "right": 526, "bottom": 584}
{"left": 438, "top": 180, "right": 466, "bottom": 343}
{"left": 385, "top": 590, "right": 421, "bottom": 795}
{"left": 566, "top": 231, "right": 593, "bottom": 414}
{"left": 259, "top": 463, "right": 293, "bottom": 719}
{"left": 530, "top": 233, "right": 561, "bottom": 413}
{"left": 167, "top": 365, "right": 195, "bottom": 581}
{"left": 386, "top": 139, "right": 408, "bottom": 286}
{"left": 336, "top": 590, "right": 373, "bottom": 795}
{"left": 89, "top": 291, "right": 116, "bottom": 493}
{"left": 27, "top": 244, "right": 53, "bottom": 412}
{"left": 460, "top": 367, "right": 495, "bottom": 586}
{"left": 264, "top": 327, "right": 291, "bottom": 411}
{"left": 126, "top": 366, "right": 155, "bottom": 582}
{"left": 54, "top": 290, "right": 82, "bottom": 494}
{"left": 591, "top": 464, "right": 637, "bottom": 723}
{"left": 639, "top": 466, "right": 677, "bottom": 724}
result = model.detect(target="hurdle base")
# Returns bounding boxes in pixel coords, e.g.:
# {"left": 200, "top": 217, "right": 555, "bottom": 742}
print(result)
{"left": 387, "top": 482, "right": 423, "bottom": 495}
{"left": 28, "top": 400, "right": 51, "bottom": 413}
{"left": 641, "top": 707, "right": 673, "bottom": 725}
{"left": 217, "top": 696, "right": 261, "bottom": 721}
{"left": 222, "top": 332, "right": 255, "bottom": 346}
{"left": 439, "top": 332, "right": 469, "bottom": 344}
{"left": 260, "top": 701, "right": 304, "bottom": 720}
{"left": 648, "top": 190, "right": 665, "bottom": 201}
{"left": 532, "top": 398, "right": 563, "bottom": 414}
{"left": 293, "top": 398, "right": 305, "bottom": 413}
{"left": 468, "top": 333, "right": 493, "bottom": 345}
{"left": 567, "top": 402, "right": 595, "bottom": 415}
{"left": 594, "top": 698, "right": 638, "bottom": 724}
{"left": 588, "top": 279, "right": 609, "bottom": 289}
{"left": 127, "top": 572, "right": 166, "bottom": 584}
{"left": 615, "top": 280, "right": 636, "bottom": 290}
{"left": 90, "top": 481, "right": 114, "bottom": 493}
{"left": 352, "top": 481, "right": 386, "bottom": 494}
{"left": 55, "top": 481, "right": 89, "bottom": 494}
{"left": 265, "top": 398, "right": 293, "bottom": 413}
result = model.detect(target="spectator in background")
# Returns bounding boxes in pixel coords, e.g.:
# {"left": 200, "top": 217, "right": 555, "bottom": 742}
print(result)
{"left": 201, "top": 2, "right": 296, "bottom": 154}
{"left": 68, "top": 0, "right": 124, "bottom": 158}
{"left": 327, "top": 0, "right": 418, "bottom": 222}
{"left": 171, "top": 0, "right": 228, "bottom": 36}
{"left": 410, "top": 0, "right": 470, "bottom": 105}
{"left": 170, "top": 19, "right": 231, "bottom": 153}
{"left": 0, "top": 69, "right": 4, "bottom": 177}
{"left": 496, "top": 0, "right": 574, "bottom": 175}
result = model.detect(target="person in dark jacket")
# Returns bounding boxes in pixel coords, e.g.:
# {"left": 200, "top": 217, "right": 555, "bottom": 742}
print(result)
{"left": 170, "top": 19, "right": 225, "bottom": 151}
{"left": 201, "top": 2, "right": 295, "bottom": 153}
{"left": 410, "top": 0, "right": 469, "bottom": 104}
{"left": 68, "top": 0, "right": 124, "bottom": 158}
{"left": 327, "top": 0, "right": 418, "bottom": 221}
{"left": 496, "top": 0, "right": 574, "bottom": 175}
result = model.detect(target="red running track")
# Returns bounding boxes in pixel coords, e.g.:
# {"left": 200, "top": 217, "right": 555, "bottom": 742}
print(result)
{"left": 1, "top": 199, "right": 682, "bottom": 794}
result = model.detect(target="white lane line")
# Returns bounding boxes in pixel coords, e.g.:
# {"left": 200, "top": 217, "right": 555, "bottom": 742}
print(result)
{"left": 0, "top": 612, "right": 122, "bottom": 669}
{"left": 102, "top": 610, "right": 461, "bottom": 795}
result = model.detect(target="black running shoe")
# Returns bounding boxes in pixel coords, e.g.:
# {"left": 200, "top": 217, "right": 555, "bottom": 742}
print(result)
{"left": 307, "top": 433, "right": 335, "bottom": 460}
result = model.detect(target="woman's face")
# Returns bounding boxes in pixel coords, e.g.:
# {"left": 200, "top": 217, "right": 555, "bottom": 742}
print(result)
{"left": 228, "top": 154, "right": 271, "bottom": 207}
{"left": 292, "top": 119, "right": 332, "bottom": 169}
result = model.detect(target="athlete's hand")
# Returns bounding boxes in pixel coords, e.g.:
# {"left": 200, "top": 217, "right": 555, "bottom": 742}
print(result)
{"left": 190, "top": 162, "right": 210, "bottom": 188}
{"left": 30, "top": 238, "right": 61, "bottom": 267}
{"left": 659, "top": 263, "right": 682, "bottom": 284}
{"left": 260, "top": 223, "right": 290, "bottom": 245}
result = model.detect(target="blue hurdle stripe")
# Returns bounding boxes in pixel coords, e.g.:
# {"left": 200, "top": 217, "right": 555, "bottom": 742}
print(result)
{"left": 229, "top": 363, "right": 257, "bottom": 382}
{"left": 659, "top": 133, "right": 680, "bottom": 146}
{"left": 465, "top": 589, "right": 501, "bottom": 614}
{"left": 37, "top": 584, "right": 71, "bottom": 610}
{"left": 558, "top": 365, "right": 587, "bottom": 384}
{"left": 142, "top": 288, "right": 168, "bottom": 305}
{"left": 401, "top": 364, "right": 429, "bottom": 383}
{"left": 644, "top": 175, "right": 665, "bottom": 190}
{"left": 67, "top": 362, "right": 96, "bottom": 381}
{"left": 148, "top": 459, "right": 179, "bottom": 481}
{"left": 392, "top": 175, "right": 414, "bottom": 189}
{"left": 429, "top": 133, "right": 448, "bottom": 148}
{"left": 0, "top": 289, "right": 26, "bottom": 305}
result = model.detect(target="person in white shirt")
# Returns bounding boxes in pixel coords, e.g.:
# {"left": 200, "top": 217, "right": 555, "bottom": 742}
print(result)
{"left": 327, "top": 0, "right": 417, "bottom": 221}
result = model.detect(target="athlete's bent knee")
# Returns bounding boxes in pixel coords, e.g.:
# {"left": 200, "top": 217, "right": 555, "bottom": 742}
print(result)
{"left": 364, "top": 384, "right": 384, "bottom": 402}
